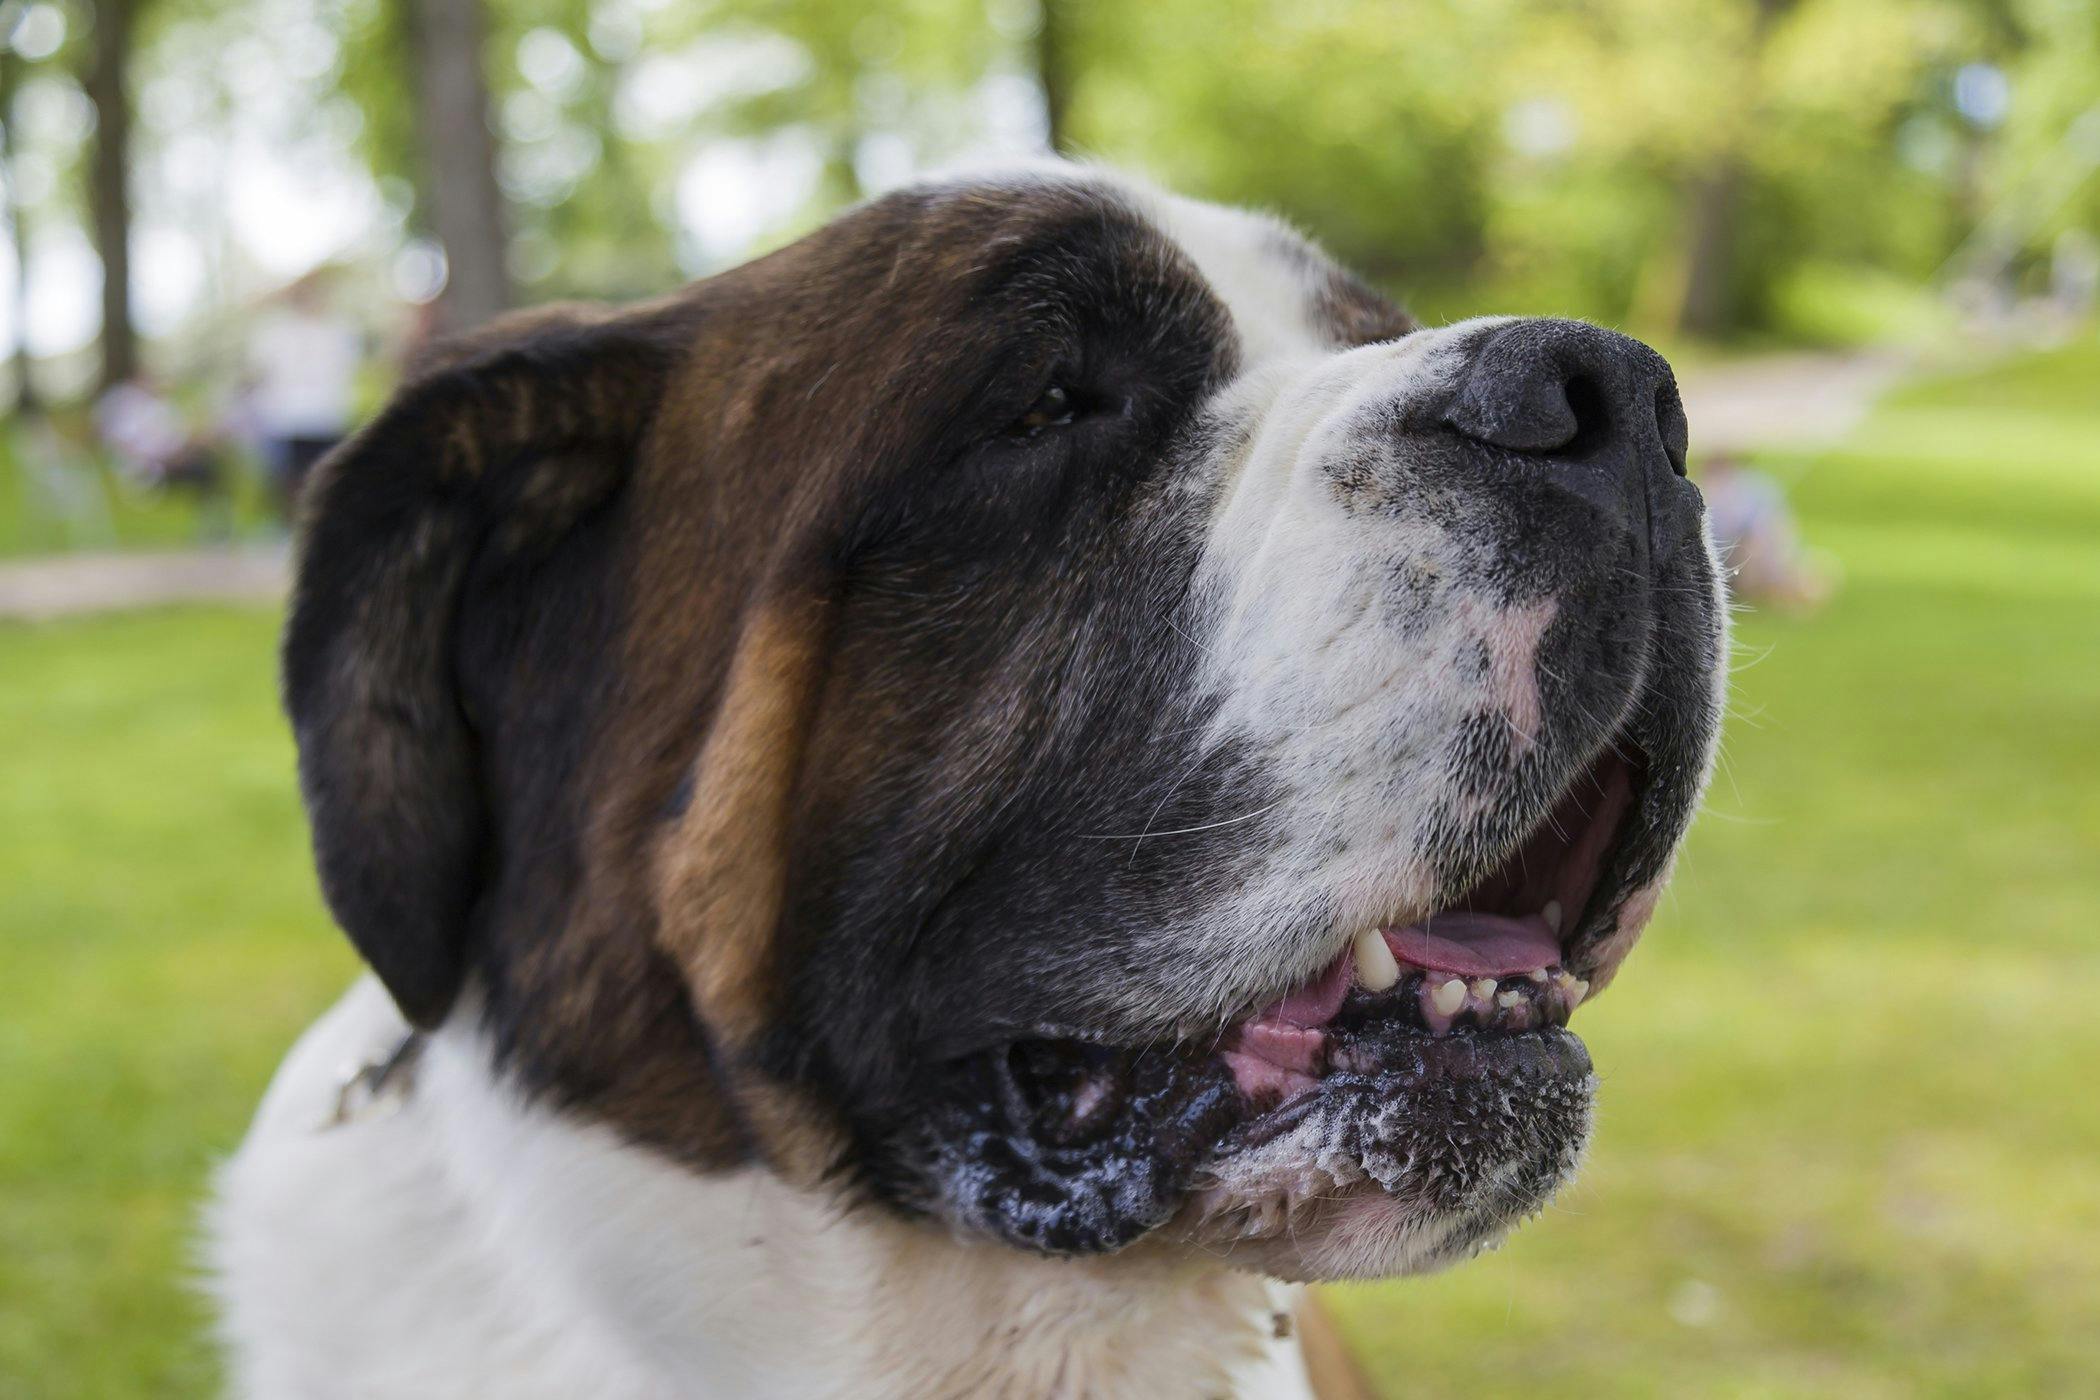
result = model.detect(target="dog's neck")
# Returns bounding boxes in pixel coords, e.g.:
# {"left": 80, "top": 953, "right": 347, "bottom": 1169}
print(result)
{"left": 406, "top": 1009, "right": 1300, "bottom": 1398}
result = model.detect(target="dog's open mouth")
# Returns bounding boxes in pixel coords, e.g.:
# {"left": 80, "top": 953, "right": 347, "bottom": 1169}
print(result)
{"left": 911, "top": 743, "right": 1651, "bottom": 1264}
{"left": 1219, "top": 744, "right": 1637, "bottom": 1109}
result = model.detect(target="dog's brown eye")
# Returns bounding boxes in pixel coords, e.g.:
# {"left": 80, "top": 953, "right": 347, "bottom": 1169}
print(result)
{"left": 1010, "top": 384, "right": 1075, "bottom": 437}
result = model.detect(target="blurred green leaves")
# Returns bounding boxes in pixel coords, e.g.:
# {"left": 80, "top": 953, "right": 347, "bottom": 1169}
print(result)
{"left": 4, "top": 0, "right": 2095, "bottom": 363}
{"left": 1063, "top": 0, "right": 2093, "bottom": 337}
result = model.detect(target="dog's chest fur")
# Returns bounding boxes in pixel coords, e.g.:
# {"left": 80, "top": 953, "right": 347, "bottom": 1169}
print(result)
{"left": 208, "top": 978, "right": 1316, "bottom": 1399}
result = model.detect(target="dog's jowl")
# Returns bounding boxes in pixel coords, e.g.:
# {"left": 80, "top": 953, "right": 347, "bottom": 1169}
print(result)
{"left": 211, "top": 162, "right": 1725, "bottom": 1399}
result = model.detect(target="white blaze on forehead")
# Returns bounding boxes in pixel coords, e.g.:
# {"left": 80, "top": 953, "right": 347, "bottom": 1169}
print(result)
{"left": 1136, "top": 191, "right": 1333, "bottom": 362}
{"left": 912, "top": 158, "right": 1339, "bottom": 368}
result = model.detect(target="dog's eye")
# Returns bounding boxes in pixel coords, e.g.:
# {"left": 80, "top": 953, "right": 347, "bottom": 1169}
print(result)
{"left": 1007, "top": 384, "right": 1075, "bottom": 438}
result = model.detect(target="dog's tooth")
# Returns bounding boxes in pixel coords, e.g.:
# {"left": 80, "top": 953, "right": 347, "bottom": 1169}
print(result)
{"left": 1527, "top": 967, "right": 1550, "bottom": 984}
{"left": 1567, "top": 977, "right": 1590, "bottom": 1008}
{"left": 1496, "top": 988, "right": 1525, "bottom": 1009}
{"left": 1469, "top": 977, "right": 1498, "bottom": 1002}
{"left": 1429, "top": 977, "right": 1467, "bottom": 1017}
{"left": 1543, "top": 900, "right": 1564, "bottom": 934}
{"left": 1353, "top": 927, "right": 1399, "bottom": 992}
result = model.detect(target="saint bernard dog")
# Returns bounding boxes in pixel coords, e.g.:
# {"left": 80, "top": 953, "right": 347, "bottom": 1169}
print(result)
{"left": 209, "top": 161, "right": 1726, "bottom": 1398}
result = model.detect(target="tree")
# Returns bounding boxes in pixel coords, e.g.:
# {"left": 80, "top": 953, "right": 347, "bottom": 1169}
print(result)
{"left": 1, "top": 34, "right": 39, "bottom": 413}
{"left": 1672, "top": 0, "right": 1798, "bottom": 339}
{"left": 404, "top": 0, "right": 511, "bottom": 332}
{"left": 1038, "top": 0, "right": 1075, "bottom": 154}
{"left": 82, "top": 0, "right": 139, "bottom": 389}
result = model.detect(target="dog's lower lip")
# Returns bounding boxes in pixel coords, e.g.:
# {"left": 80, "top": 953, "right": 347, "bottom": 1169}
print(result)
{"left": 1220, "top": 951, "right": 1591, "bottom": 1107}
{"left": 1217, "top": 1026, "right": 1594, "bottom": 1156}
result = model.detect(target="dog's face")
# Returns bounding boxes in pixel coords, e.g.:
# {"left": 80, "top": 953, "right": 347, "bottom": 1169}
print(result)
{"left": 285, "top": 166, "right": 1724, "bottom": 1283}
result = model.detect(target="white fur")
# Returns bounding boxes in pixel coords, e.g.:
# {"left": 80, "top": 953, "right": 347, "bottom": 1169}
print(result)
{"left": 1141, "top": 190, "right": 1333, "bottom": 362}
{"left": 209, "top": 978, "right": 1318, "bottom": 1399}
{"left": 1175, "top": 320, "right": 1552, "bottom": 1005}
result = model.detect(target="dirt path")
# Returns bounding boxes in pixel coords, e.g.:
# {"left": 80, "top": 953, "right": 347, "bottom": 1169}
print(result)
{"left": 1676, "top": 348, "right": 1912, "bottom": 456}
{"left": 0, "top": 543, "right": 290, "bottom": 622}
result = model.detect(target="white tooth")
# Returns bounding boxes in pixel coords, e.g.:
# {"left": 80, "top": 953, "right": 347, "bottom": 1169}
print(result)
{"left": 1527, "top": 967, "right": 1550, "bottom": 984}
{"left": 1353, "top": 927, "right": 1399, "bottom": 992}
{"left": 1496, "top": 989, "right": 1525, "bottom": 1009}
{"left": 1543, "top": 900, "right": 1564, "bottom": 934}
{"left": 1567, "top": 978, "right": 1590, "bottom": 1008}
{"left": 1470, "top": 978, "right": 1498, "bottom": 1001}
{"left": 1429, "top": 978, "right": 1467, "bottom": 1017}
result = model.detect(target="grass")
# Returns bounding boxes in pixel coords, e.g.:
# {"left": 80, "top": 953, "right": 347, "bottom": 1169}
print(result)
{"left": 2, "top": 343, "right": 2097, "bottom": 1394}
{"left": 0, "top": 612, "right": 353, "bottom": 1394}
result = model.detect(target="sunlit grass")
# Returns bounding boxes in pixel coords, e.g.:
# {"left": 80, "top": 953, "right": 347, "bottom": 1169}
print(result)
{"left": 0, "top": 610, "right": 352, "bottom": 1395}
{"left": 1, "top": 344, "right": 2096, "bottom": 1394}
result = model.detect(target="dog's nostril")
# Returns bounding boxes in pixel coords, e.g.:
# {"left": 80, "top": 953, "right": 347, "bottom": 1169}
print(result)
{"left": 1561, "top": 374, "right": 1609, "bottom": 456}
{"left": 1654, "top": 381, "right": 1689, "bottom": 477}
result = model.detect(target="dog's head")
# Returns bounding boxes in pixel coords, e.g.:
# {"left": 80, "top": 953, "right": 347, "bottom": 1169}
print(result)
{"left": 285, "top": 165, "right": 1724, "bottom": 1282}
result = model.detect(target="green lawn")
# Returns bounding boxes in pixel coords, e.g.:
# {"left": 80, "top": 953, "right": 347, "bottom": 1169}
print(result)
{"left": 0, "top": 611, "right": 354, "bottom": 1395}
{"left": 2, "top": 345, "right": 2097, "bottom": 1395}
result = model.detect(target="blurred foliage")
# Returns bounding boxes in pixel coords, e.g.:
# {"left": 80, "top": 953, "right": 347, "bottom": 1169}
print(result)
{"left": 1071, "top": 0, "right": 2098, "bottom": 334}
{"left": 2, "top": 0, "right": 2097, "bottom": 376}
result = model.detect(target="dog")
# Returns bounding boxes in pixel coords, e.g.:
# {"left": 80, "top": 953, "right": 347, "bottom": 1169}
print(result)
{"left": 208, "top": 161, "right": 1725, "bottom": 1398}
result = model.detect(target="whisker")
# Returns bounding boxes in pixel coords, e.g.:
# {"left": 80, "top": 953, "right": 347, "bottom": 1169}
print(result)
{"left": 1079, "top": 799, "right": 1286, "bottom": 842}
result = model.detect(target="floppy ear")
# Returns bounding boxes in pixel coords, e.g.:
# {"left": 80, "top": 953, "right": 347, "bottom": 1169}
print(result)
{"left": 282, "top": 301, "right": 692, "bottom": 1028}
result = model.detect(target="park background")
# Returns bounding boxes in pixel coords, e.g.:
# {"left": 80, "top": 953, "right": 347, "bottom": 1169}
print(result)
{"left": 2, "top": 0, "right": 2097, "bottom": 1394}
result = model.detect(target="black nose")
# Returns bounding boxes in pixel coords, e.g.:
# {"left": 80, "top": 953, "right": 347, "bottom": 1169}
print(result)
{"left": 1441, "top": 319, "right": 1686, "bottom": 470}
{"left": 1439, "top": 318, "right": 1692, "bottom": 556}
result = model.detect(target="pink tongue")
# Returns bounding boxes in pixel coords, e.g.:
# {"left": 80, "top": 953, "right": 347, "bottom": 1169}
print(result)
{"left": 1384, "top": 913, "right": 1562, "bottom": 977}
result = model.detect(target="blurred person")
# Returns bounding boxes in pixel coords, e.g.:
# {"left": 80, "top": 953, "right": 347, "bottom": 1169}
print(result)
{"left": 246, "top": 269, "right": 363, "bottom": 517}
{"left": 1700, "top": 453, "right": 1837, "bottom": 615}
{"left": 92, "top": 374, "right": 233, "bottom": 541}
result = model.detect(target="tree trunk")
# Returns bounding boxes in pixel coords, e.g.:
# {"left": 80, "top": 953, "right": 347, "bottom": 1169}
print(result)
{"left": 1037, "top": 0, "right": 1074, "bottom": 155}
{"left": 83, "top": 0, "right": 139, "bottom": 390}
{"left": 1670, "top": 0, "right": 1794, "bottom": 340}
{"left": 1674, "top": 161, "right": 1744, "bottom": 340}
{"left": 1, "top": 43, "right": 39, "bottom": 413}
{"left": 404, "top": 0, "right": 511, "bottom": 333}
